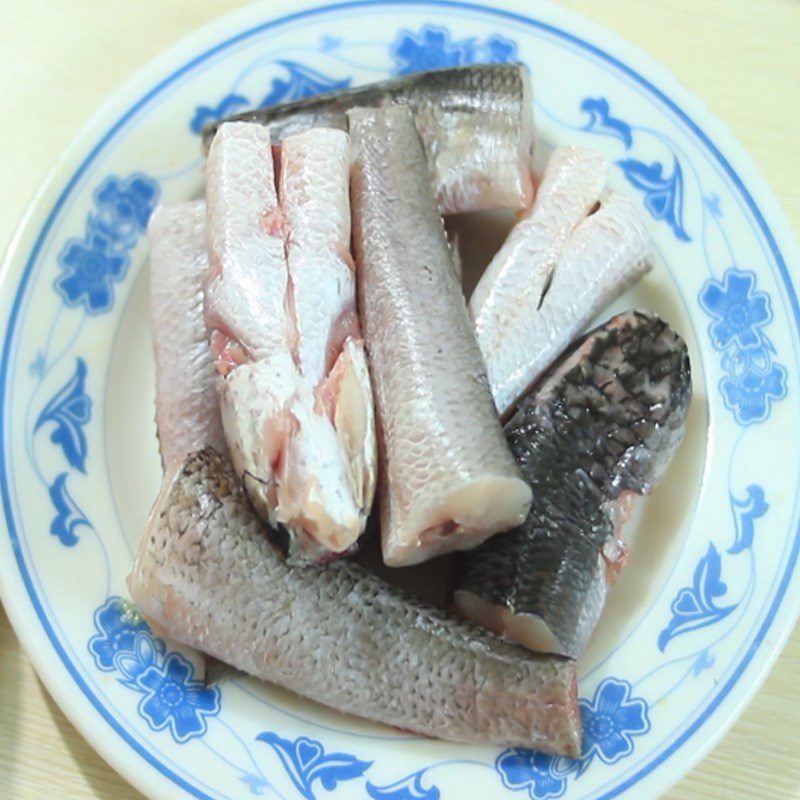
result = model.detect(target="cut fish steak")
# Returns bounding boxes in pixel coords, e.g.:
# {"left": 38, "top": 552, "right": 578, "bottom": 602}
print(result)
{"left": 127, "top": 448, "right": 581, "bottom": 756}
{"left": 349, "top": 104, "right": 532, "bottom": 567}
{"left": 470, "top": 145, "right": 653, "bottom": 418}
{"left": 204, "top": 122, "right": 376, "bottom": 560}
{"left": 148, "top": 200, "right": 227, "bottom": 470}
{"left": 202, "top": 64, "right": 535, "bottom": 216}
{"left": 454, "top": 311, "right": 692, "bottom": 658}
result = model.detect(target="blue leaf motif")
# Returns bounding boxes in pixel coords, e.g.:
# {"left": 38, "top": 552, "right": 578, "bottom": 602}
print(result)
{"left": 35, "top": 357, "right": 91, "bottom": 472}
{"left": 48, "top": 473, "right": 91, "bottom": 546}
{"left": 367, "top": 770, "right": 440, "bottom": 800}
{"left": 240, "top": 773, "right": 270, "bottom": 795}
{"left": 658, "top": 543, "right": 736, "bottom": 651}
{"left": 257, "top": 732, "right": 371, "bottom": 800}
{"left": 260, "top": 61, "right": 351, "bottom": 107}
{"left": 617, "top": 157, "right": 690, "bottom": 241}
{"left": 728, "top": 484, "right": 769, "bottom": 554}
{"left": 190, "top": 93, "right": 250, "bottom": 134}
{"left": 580, "top": 98, "right": 632, "bottom": 148}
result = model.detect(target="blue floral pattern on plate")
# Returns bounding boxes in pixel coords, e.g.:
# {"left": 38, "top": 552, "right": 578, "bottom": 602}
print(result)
{"left": 88, "top": 597, "right": 220, "bottom": 743}
{"left": 34, "top": 357, "right": 91, "bottom": 472}
{"left": 55, "top": 174, "right": 158, "bottom": 314}
{"left": 699, "top": 269, "right": 787, "bottom": 424}
{"left": 391, "top": 24, "right": 516, "bottom": 75}
{"left": 257, "top": 731, "right": 372, "bottom": 800}
{"left": 1, "top": 12, "right": 791, "bottom": 800}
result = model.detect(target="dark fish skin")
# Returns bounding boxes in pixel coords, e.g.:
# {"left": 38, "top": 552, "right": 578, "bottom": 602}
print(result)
{"left": 128, "top": 449, "right": 582, "bottom": 756}
{"left": 201, "top": 64, "right": 534, "bottom": 215}
{"left": 454, "top": 311, "right": 692, "bottom": 658}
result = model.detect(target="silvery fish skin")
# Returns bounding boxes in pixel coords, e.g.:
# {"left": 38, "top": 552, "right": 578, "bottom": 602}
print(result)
{"left": 148, "top": 201, "right": 227, "bottom": 469}
{"left": 127, "top": 449, "right": 581, "bottom": 756}
{"left": 349, "top": 105, "right": 532, "bottom": 567}
{"left": 454, "top": 312, "right": 691, "bottom": 658}
{"left": 202, "top": 64, "right": 535, "bottom": 216}
{"left": 470, "top": 146, "right": 652, "bottom": 419}
{"left": 204, "top": 122, "right": 376, "bottom": 560}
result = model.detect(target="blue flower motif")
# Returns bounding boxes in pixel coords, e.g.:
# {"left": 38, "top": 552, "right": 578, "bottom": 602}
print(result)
{"left": 392, "top": 25, "right": 471, "bottom": 75}
{"left": 721, "top": 363, "right": 787, "bottom": 425}
{"left": 391, "top": 25, "right": 517, "bottom": 75}
{"left": 136, "top": 652, "right": 220, "bottom": 743}
{"left": 367, "top": 769, "right": 440, "bottom": 800}
{"left": 88, "top": 174, "right": 159, "bottom": 249}
{"left": 496, "top": 749, "right": 566, "bottom": 800}
{"left": 579, "top": 678, "right": 650, "bottom": 769}
{"left": 35, "top": 357, "right": 91, "bottom": 472}
{"left": 617, "top": 157, "right": 690, "bottom": 241}
{"left": 260, "top": 61, "right": 351, "bottom": 107}
{"left": 257, "top": 731, "right": 371, "bottom": 800}
{"left": 482, "top": 34, "right": 518, "bottom": 63}
{"left": 580, "top": 97, "right": 632, "bottom": 149}
{"left": 699, "top": 269, "right": 772, "bottom": 350}
{"left": 728, "top": 484, "right": 769, "bottom": 554}
{"left": 658, "top": 542, "right": 736, "bottom": 651}
{"left": 190, "top": 93, "right": 250, "bottom": 135}
{"left": 55, "top": 233, "right": 129, "bottom": 314}
{"left": 48, "top": 473, "right": 91, "bottom": 546}
{"left": 88, "top": 596, "right": 151, "bottom": 671}
{"left": 114, "top": 632, "right": 162, "bottom": 686}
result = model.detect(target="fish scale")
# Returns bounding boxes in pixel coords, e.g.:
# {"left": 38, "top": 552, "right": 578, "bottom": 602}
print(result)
{"left": 202, "top": 64, "right": 534, "bottom": 215}
{"left": 349, "top": 104, "right": 532, "bottom": 567}
{"left": 454, "top": 311, "right": 691, "bottom": 658}
{"left": 127, "top": 449, "right": 581, "bottom": 756}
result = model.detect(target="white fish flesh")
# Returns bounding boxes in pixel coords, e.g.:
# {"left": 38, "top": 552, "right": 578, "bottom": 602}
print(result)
{"left": 470, "top": 145, "right": 653, "bottom": 418}
{"left": 204, "top": 122, "right": 376, "bottom": 560}
{"left": 349, "top": 105, "right": 532, "bottom": 567}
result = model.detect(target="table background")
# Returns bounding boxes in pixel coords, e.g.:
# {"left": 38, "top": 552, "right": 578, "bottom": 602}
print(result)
{"left": 1, "top": 0, "right": 798, "bottom": 797}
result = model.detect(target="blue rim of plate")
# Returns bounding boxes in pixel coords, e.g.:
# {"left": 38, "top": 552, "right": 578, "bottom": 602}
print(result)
{"left": 0, "top": 2, "right": 797, "bottom": 798}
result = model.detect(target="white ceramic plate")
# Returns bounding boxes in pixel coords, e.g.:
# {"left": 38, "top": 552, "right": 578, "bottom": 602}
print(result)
{"left": 1, "top": 1, "right": 798, "bottom": 798}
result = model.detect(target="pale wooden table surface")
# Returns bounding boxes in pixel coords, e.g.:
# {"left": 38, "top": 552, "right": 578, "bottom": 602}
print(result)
{"left": 1, "top": 0, "right": 799, "bottom": 797}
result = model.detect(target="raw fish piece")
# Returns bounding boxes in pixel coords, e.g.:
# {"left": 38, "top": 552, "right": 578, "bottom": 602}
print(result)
{"left": 148, "top": 200, "right": 227, "bottom": 469}
{"left": 204, "top": 122, "right": 375, "bottom": 560}
{"left": 128, "top": 448, "right": 581, "bottom": 756}
{"left": 454, "top": 312, "right": 691, "bottom": 657}
{"left": 349, "top": 105, "right": 531, "bottom": 567}
{"left": 203, "top": 64, "right": 535, "bottom": 215}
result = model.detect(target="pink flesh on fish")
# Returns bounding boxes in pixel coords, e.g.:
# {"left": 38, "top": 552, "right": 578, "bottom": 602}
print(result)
{"left": 204, "top": 122, "right": 376, "bottom": 560}
{"left": 470, "top": 145, "right": 653, "bottom": 418}
{"left": 349, "top": 105, "right": 532, "bottom": 567}
{"left": 148, "top": 201, "right": 227, "bottom": 470}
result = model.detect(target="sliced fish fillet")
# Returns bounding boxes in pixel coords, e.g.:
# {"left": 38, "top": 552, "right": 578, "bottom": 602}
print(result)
{"left": 127, "top": 448, "right": 581, "bottom": 756}
{"left": 349, "top": 104, "right": 531, "bottom": 567}
{"left": 470, "top": 146, "right": 652, "bottom": 418}
{"left": 148, "top": 200, "right": 227, "bottom": 469}
{"left": 454, "top": 312, "right": 692, "bottom": 657}
{"left": 204, "top": 122, "right": 375, "bottom": 559}
{"left": 202, "top": 64, "right": 535, "bottom": 215}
